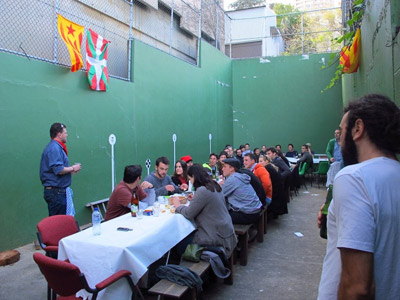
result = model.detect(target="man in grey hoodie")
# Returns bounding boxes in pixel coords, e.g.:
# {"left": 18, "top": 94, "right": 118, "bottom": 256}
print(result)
{"left": 219, "top": 158, "right": 262, "bottom": 224}
{"left": 144, "top": 156, "right": 187, "bottom": 196}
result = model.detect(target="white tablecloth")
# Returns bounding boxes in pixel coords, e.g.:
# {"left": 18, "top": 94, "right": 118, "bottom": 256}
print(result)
{"left": 286, "top": 157, "right": 328, "bottom": 164}
{"left": 58, "top": 211, "right": 195, "bottom": 300}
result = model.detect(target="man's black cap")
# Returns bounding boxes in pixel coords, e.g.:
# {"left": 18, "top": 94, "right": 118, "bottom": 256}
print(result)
{"left": 223, "top": 158, "right": 240, "bottom": 170}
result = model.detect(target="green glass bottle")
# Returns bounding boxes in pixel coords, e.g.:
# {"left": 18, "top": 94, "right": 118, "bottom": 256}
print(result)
{"left": 320, "top": 185, "right": 333, "bottom": 239}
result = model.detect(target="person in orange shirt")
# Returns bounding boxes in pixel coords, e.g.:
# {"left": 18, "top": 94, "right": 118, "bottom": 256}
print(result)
{"left": 243, "top": 153, "right": 272, "bottom": 205}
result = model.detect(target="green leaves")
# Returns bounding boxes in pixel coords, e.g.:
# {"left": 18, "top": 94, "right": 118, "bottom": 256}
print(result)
{"left": 322, "top": 0, "right": 365, "bottom": 93}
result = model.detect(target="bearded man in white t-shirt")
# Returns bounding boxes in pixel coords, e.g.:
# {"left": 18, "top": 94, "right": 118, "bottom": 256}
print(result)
{"left": 318, "top": 94, "right": 400, "bottom": 300}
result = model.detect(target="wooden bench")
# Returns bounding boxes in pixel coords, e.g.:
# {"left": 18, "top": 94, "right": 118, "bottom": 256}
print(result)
{"left": 148, "top": 260, "right": 210, "bottom": 299}
{"left": 85, "top": 198, "right": 109, "bottom": 221}
{"left": 234, "top": 209, "right": 265, "bottom": 266}
{"left": 256, "top": 208, "right": 265, "bottom": 243}
{"left": 234, "top": 224, "right": 252, "bottom": 266}
{"left": 263, "top": 206, "right": 268, "bottom": 235}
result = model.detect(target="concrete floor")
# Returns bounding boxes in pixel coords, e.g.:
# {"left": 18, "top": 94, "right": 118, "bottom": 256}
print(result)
{"left": 0, "top": 185, "right": 327, "bottom": 300}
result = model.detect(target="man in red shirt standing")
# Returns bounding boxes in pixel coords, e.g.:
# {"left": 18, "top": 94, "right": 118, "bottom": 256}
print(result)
{"left": 105, "top": 165, "right": 153, "bottom": 221}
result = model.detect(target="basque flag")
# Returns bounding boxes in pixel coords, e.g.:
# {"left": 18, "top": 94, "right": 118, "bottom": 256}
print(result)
{"left": 86, "top": 29, "right": 110, "bottom": 91}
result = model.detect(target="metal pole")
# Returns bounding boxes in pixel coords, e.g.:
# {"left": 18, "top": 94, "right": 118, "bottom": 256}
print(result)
{"left": 301, "top": 12, "right": 304, "bottom": 54}
{"left": 172, "top": 134, "right": 177, "bottom": 167}
{"left": 54, "top": 0, "right": 59, "bottom": 63}
{"left": 215, "top": 3, "right": 219, "bottom": 50}
{"left": 169, "top": 0, "right": 175, "bottom": 54}
{"left": 229, "top": 17, "right": 232, "bottom": 58}
{"left": 209, "top": 133, "right": 212, "bottom": 154}
{"left": 128, "top": 1, "right": 133, "bottom": 81}
{"left": 108, "top": 134, "right": 116, "bottom": 191}
{"left": 263, "top": 15, "right": 266, "bottom": 57}
{"left": 197, "top": 0, "right": 202, "bottom": 67}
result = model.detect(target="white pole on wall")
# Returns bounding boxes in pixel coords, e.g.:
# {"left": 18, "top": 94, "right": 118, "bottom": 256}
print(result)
{"left": 108, "top": 134, "right": 116, "bottom": 191}
{"left": 209, "top": 133, "right": 212, "bottom": 154}
{"left": 172, "top": 133, "right": 177, "bottom": 167}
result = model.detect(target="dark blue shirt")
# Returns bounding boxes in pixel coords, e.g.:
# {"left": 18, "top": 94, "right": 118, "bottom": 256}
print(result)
{"left": 285, "top": 151, "right": 298, "bottom": 158}
{"left": 40, "top": 140, "right": 71, "bottom": 188}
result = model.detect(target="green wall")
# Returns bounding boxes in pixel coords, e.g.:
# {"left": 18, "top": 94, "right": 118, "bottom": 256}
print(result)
{"left": 0, "top": 39, "right": 343, "bottom": 251}
{"left": 232, "top": 54, "right": 343, "bottom": 154}
{"left": 0, "top": 40, "right": 233, "bottom": 251}
{"left": 342, "top": 0, "right": 400, "bottom": 106}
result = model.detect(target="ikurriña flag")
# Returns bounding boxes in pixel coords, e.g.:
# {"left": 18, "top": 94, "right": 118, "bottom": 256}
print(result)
{"left": 86, "top": 29, "right": 111, "bottom": 91}
{"left": 57, "top": 14, "right": 84, "bottom": 72}
{"left": 339, "top": 28, "right": 361, "bottom": 74}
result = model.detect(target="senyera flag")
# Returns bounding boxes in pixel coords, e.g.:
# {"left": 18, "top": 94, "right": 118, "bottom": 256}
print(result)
{"left": 339, "top": 28, "right": 361, "bottom": 74}
{"left": 86, "top": 29, "right": 111, "bottom": 91}
{"left": 57, "top": 14, "right": 84, "bottom": 72}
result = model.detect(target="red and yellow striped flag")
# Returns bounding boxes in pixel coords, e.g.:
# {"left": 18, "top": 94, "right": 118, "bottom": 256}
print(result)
{"left": 57, "top": 14, "right": 84, "bottom": 72}
{"left": 339, "top": 28, "right": 361, "bottom": 74}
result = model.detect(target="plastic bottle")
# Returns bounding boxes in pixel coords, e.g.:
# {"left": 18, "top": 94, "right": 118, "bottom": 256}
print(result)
{"left": 92, "top": 207, "right": 102, "bottom": 236}
{"left": 153, "top": 201, "right": 160, "bottom": 217}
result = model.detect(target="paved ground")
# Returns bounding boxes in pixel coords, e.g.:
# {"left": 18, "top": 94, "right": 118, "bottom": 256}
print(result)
{"left": 0, "top": 185, "right": 328, "bottom": 300}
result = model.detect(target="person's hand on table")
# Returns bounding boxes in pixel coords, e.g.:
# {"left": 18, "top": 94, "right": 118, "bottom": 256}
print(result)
{"left": 140, "top": 181, "right": 153, "bottom": 189}
{"left": 180, "top": 183, "right": 188, "bottom": 191}
{"left": 165, "top": 185, "right": 175, "bottom": 192}
{"left": 172, "top": 197, "right": 181, "bottom": 208}
{"left": 317, "top": 203, "right": 325, "bottom": 228}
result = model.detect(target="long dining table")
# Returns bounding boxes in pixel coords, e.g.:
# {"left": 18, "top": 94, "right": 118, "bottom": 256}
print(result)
{"left": 286, "top": 156, "right": 329, "bottom": 165}
{"left": 58, "top": 210, "right": 195, "bottom": 300}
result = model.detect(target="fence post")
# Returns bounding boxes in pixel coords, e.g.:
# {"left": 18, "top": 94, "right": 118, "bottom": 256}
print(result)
{"left": 229, "top": 16, "right": 232, "bottom": 58}
{"left": 197, "top": 0, "right": 202, "bottom": 67}
{"left": 128, "top": 0, "right": 133, "bottom": 81}
{"left": 301, "top": 11, "right": 304, "bottom": 54}
{"left": 215, "top": 2, "right": 219, "bottom": 50}
{"left": 169, "top": 0, "right": 175, "bottom": 54}
{"left": 53, "top": 0, "right": 59, "bottom": 63}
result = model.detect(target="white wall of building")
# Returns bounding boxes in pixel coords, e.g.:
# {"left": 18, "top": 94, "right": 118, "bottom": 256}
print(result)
{"left": 225, "top": 6, "right": 284, "bottom": 57}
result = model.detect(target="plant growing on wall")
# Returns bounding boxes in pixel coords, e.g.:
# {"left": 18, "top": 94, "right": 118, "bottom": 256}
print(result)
{"left": 322, "top": 0, "right": 366, "bottom": 92}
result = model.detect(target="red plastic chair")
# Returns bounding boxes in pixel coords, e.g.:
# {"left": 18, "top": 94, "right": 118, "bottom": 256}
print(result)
{"left": 33, "top": 252, "right": 144, "bottom": 300}
{"left": 37, "top": 215, "right": 80, "bottom": 300}
{"left": 37, "top": 215, "right": 80, "bottom": 258}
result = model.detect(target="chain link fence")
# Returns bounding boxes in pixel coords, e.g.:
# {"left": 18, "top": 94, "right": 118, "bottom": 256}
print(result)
{"left": 225, "top": 6, "right": 343, "bottom": 59}
{"left": 0, "top": 0, "right": 133, "bottom": 80}
{"left": 0, "top": 0, "right": 345, "bottom": 74}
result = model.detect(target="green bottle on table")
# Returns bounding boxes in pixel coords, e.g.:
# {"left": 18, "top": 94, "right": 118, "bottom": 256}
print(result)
{"left": 320, "top": 185, "right": 333, "bottom": 239}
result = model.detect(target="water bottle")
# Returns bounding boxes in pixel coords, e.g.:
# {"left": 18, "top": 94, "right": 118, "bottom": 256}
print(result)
{"left": 92, "top": 207, "right": 102, "bottom": 236}
{"left": 153, "top": 201, "right": 160, "bottom": 217}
